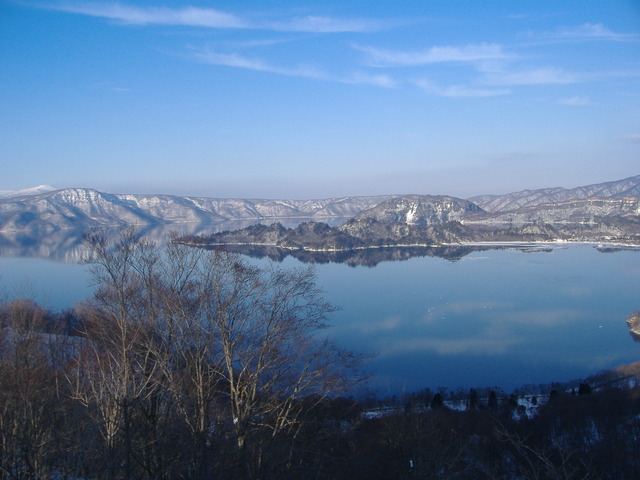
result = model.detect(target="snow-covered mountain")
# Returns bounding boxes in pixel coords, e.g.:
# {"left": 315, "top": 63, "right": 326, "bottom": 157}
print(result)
{"left": 0, "top": 185, "right": 57, "bottom": 199}
{"left": 469, "top": 174, "right": 640, "bottom": 212}
{"left": 354, "top": 195, "right": 483, "bottom": 225}
{"left": 1, "top": 174, "right": 638, "bottom": 234}
{"left": 0, "top": 188, "right": 394, "bottom": 232}
{"left": 465, "top": 197, "right": 640, "bottom": 226}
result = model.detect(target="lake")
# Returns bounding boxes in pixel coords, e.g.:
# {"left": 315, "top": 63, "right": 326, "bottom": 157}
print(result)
{"left": 1, "top": 233, "right": 639, "bottom": 394}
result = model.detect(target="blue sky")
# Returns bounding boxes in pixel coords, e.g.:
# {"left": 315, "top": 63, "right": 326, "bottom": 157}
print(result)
{"left": 1, "top": 0, "right": 639, "bottom": 198}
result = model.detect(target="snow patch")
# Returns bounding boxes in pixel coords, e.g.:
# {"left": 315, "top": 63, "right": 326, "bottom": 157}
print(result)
{"left": 0, "top": 185, "right": 57, "bottom": 198}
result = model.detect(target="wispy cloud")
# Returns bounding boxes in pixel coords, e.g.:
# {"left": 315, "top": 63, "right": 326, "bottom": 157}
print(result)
{"left": 354, "top": 41, "right": 580, "bottom": 91}
{"left": 557, "top": 96, "right": 590, "bottom": 106}
{"left": 552, "top": 23, "right": 638, "bottom": 41}
{"left": 344, "top": 72, "right": 397, "bottom": 88}
{"left": 220, "top": 38, "right": 290, "bottom": 49}
{"left": 623, "top": 134, "right": 640, "bottom": 143}
{"left": 354, "top": 43, "right": 510, "bottom": 67}
{"left": 49, "top": 2, "right": 248, "bottom": 28}
{"left": 482, "top": 67, "right": 576, "bottom": 86}
{"left": 32, "top": 2, "right": 598, "bottom": 95}
{"left": 416, "top": 79, "right": 509, "bottom": 98}
{"left": 92, "top": 81, "right": 131, "bottom": 93}
{"left": 272, "top": 15, "right": 384, "bottom": 33}
{"left": 190, "top": 48, "right": 397, "bottom": 88}
{"left": 191, "top": 48, "right": 328, "bottom": 79}
{"left": 40, "top": 2, "right": 384, "bottom": 33}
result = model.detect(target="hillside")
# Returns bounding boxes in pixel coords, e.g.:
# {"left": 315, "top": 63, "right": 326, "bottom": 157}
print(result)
{"left": 466, "top": 197, "right": 640, "bottom": 225}
{"left": 353, "top": 194, "right": 483, "bottom": 225}
{"left": 0, "top": 188, "right": 393, "bottom": 233}
{"left": 469, "top": 174, "right": 640, "bottom": 212}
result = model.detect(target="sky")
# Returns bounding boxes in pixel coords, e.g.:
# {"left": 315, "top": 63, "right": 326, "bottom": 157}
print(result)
{"left": 1, "top": 0, "right": 639, "bottom": 199}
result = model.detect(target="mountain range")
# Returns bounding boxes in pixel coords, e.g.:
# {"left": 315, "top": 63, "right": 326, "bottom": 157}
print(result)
{"left": 0, "top": 188, "right": 394, "bottom": 233}
{"left": 1, "top": 175, "right": 639, "bottom": 246}
{"left": 469, "top": 175, "right": 640, "bottom": 212}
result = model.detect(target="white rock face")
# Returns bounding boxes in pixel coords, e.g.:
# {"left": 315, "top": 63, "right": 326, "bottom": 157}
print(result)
{"left": 354, "top": 195, "right": 484, "bottom": 225}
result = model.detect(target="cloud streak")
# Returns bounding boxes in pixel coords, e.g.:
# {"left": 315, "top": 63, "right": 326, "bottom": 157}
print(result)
{"left": 49, "top": 2, "right": 248, "bottom": 28}
{"left": 34, "top": 3, "right": 606, "bottom": 96}
{"left": 551, "top": 23, "right": 639, "bottom": 42}
{"left": 191, "top": 49, "right": 328, "bottom": 79}
{"left": 416, "top": 79, "right": 510, "bottom": 98}
{"left": 557, "top": 96, "right": 590, "bottom": 106}
{"left": 41, "top": 1, "right": 384, "bottom": 33}
{"left": 355, "top": 41, "right": 580, "bottom": 91}
{"left": 482, "top": 67, "right": 577, "bottom": 86}
{"left": 271, "top": 15, "right": 384, "bottom": 33}
{"left": 191, "top": 48, "right": 397, "bottom": 87}
{"left": 354, "top": 43, "right": 510, "bottom": 67}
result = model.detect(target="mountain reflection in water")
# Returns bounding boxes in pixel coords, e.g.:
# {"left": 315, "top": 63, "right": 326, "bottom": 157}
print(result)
{"left": 207, "top": 244, "right": 553, "bottom": 267}
{"left": 0, "top": 220, "right": 291, "bottom": 263}
{"left": 0, "top": 219, "right": 553, "bottom": 266}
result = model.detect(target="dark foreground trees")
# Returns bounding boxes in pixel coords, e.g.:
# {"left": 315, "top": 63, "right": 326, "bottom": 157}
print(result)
{"left": 73, "top": 228, "right": 364, "bottom": 479}
{"left": 0, "top": 228, "right": 364, "bottom": 480}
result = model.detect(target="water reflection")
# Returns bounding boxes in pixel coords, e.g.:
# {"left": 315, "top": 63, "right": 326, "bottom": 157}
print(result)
{"left": 0, "top": 229, "right": 89, "bottom": 263}
{"left": 0, "top": 219, "right": 349, "bottom": 263}
{"left": 205, "top": 244, "right": 490, "bottom": 266}
{"left": 0, "top": 221, "right": 252, "bottom": 263}
{"left": 0, "top": 218, "right": 558, "bottom": 266}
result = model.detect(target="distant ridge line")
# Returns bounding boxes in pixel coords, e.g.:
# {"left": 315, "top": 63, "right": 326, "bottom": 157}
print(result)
{"left": 0, "top": 174, "right": 638, "bottom": 233}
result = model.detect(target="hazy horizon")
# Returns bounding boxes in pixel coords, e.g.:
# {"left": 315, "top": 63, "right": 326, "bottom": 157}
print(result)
{"left": 2, "top": 171, "right": 639, "bottom": 201}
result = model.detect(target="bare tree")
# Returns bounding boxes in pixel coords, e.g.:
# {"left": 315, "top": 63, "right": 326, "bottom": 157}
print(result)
{"left": 0, "top": 299, "right": 72, "bottom": 480}
{"left": 196, "top": 251, "right": 362, "bottom": 473}
{"left": 70, "top": 228, "right": 163, "bottom": 480}
{"left": 72, "top": 229, "right": 364, "bottom": 479}
{"left": 492, "top": 419, "right": 591, "bottom": 480}
{"left": 153, "top": 238, "right": 226, "bottom": 478}
{"left": 160, "top": 245, "right": 363, "bottom": 477}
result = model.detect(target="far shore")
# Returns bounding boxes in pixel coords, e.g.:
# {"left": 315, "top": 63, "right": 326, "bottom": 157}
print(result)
{"left": 176, "top": 238, "right": 640, "bottom": 253}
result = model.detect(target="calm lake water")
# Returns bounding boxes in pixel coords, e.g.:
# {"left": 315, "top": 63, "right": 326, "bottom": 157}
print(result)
{"left": 1, "top": 238, "right": 639, "bottom": 394}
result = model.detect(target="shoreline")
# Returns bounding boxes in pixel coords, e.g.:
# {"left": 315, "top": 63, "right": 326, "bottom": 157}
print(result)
{"left": 177, "top": 239, "right": 640, "bottom": 253}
